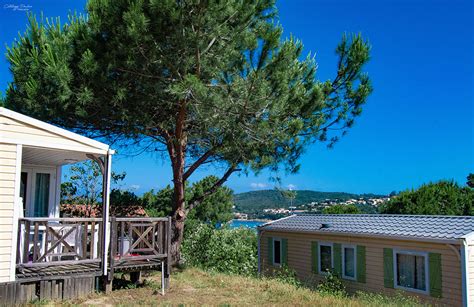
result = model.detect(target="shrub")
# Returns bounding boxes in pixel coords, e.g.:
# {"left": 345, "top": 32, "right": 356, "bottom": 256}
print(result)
{"left": 273, "top": 265, "right": 302, "bottom": 287}
{"left": 317, "top": 270, "right": 346, "bottom": 297}
{"left": 181, "top": 222, "right": 257, "bottom": 276}
{"left": 181, "top": 222, "right": 214, "bottom": 267}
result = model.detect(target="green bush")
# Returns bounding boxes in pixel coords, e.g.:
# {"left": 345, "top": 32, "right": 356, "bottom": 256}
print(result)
{"left": 181, "top": 222, "right": 214, "bottom": 267}
{"left": 317, "top": 270, "right": 346, "bottom": 297}
{"left": 181, "top": 222, "right": 257, "bottom": 276}
{"left": 273, "top": 265, "right": 302, "bottom": 287}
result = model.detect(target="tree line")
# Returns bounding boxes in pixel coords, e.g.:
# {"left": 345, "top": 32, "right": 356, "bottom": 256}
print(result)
{"left": 324, "top": 174, "right": 474, "bottom": 215}
{"left": 379, "top": 175, "right": 474, "bottom": 215}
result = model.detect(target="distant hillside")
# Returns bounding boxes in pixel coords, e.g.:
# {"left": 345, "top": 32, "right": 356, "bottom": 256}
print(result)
{"left": 233, "top": 189, "right": 383, "bottom": 212}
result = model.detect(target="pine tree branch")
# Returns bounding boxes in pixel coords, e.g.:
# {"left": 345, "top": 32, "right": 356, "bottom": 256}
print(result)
{"left": 187, "top": 165, "right": 240, "bottom": 212}
{"left": 183, "top": 149, "right": 214, "bottom": 180}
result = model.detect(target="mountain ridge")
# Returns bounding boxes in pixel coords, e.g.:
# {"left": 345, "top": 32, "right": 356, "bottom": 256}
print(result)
{"left": 233, "top": 189, "right": 385, "bottom": 212}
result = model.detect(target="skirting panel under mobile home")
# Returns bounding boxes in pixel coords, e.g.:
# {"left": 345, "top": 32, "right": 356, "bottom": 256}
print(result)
{"left": 0, "top": 276, "right": 98, "bottom": 304}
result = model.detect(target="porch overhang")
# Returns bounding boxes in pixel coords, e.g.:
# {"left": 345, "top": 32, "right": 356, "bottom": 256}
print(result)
{"left": 22, "top": 146, "right": 111, "bottom": 167}
{"left": 0, "top": 107, "right": 112, "bottom": 156}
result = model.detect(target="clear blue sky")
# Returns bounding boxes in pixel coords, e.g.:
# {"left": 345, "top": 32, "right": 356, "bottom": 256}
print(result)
{"left": 1, "top": 0, "right": 472, "bottom": 195}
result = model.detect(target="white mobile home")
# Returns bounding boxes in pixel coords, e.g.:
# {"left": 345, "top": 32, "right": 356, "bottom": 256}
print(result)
{"left": 0, "top": 107, "right": 170, "bottom": 302}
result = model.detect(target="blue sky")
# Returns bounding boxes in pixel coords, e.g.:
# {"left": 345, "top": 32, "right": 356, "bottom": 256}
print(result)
{"left": 1, "top": 0, "right": 472, "bottom": 195}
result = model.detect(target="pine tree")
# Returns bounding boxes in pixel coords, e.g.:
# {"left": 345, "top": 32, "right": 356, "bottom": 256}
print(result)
{"left": 6, "top": 0, "right": 372, "bottom": 261}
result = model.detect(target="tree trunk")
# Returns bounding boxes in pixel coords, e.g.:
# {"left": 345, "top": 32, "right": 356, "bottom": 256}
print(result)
{"left": 170, "top": 218, "right": 184, "bottom": 265}
{"left": 169, "top": 137, "right": 187, "bottom": 264}
{"left": 169, "top": 216, "right": 185, "bottom": 264}
{"left": 170, "top": 177, "right": 186, "bottom": 264}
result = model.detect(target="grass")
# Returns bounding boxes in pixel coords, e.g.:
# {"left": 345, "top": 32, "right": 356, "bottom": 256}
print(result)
{"left": 56, "top": 268, "right": 422, "bottom": 306}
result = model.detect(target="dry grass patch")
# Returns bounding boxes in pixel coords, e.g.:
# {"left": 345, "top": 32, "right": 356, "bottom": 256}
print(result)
{"left": 58, "top": 268, "right": 420, "bottom": 306}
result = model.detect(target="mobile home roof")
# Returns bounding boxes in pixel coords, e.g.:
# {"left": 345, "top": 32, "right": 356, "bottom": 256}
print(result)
{"left": 259, "top": 214, "right": 474, "bottom": 243}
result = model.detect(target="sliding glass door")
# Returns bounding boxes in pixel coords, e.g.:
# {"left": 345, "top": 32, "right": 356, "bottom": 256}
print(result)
{"left": 33, "top": 173, "right": 51, "bottom": 217}
{"left": 21, "top": 167, "right": 56, "bottom": 217}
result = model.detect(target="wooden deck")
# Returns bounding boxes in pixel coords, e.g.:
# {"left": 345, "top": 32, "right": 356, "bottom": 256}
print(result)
{"left": 16, "top": 258, "right": 165, "bottom": 281}
{"left": 113, "top": 258, "right": 163, "bottom": 270}
{"left": 16, "top": 262, "right": 102, "bottom": 282}
{"left": 0, "top": 216, "right": 172, "bottom": 304}
{"left": 15, "top": 217, "right": 171, "bottom": 284}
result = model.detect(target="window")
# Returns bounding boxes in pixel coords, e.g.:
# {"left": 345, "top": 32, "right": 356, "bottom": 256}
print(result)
{"left": 394, "top": 250, "right": 428, "bottom": 293}
{"left": 273, "top": 238, "right": 281, "bottom": 265}
{"left": 343, "top": 245, "right": 356, "bottom": 280}
{"left": 319, "top": 243, "right": 333, "bottom": 273}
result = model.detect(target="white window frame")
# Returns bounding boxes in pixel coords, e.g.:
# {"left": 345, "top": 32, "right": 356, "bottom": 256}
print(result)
{"left": 342, "top": 244, "right": 357, "bottom": 281}
{"left": 272, "top": 238, "right": 282, "bottom": 266}
{"left": 318, "top": 242, "right": 333, "bottom": 274}
{"left": 393, "top": 249, "right": 429, "bottom": 295}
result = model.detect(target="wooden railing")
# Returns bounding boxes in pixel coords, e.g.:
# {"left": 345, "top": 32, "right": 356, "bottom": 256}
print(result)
{"left": 16, "top": 216, "right": 172, "bottom": 285}
{"left": 17, "top": 218, "right": 104, "bottom": 268}
{"left": 109, "top": 217, "right": 171, "bottom": 269}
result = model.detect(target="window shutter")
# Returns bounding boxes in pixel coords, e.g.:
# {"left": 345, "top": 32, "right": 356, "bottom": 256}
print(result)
{"left": 356, "top": 245, "right": 366, "bottom": 283}
{"left": 311, "top": 241, "right": 318, "bottom": 273}
{"left": 333, "top": 243, "right": 342, "bottom": 276}
{"left": 383, "top": 248, "right": 394, "bottom": 288}
{"left": 282, "top": 239, "right": 288, "bottom": 265}
{"left": 267, "top": 237, "right": 273, "bottom": 265}
{"left": 429, "top": 253, "right": 442, "bottom": 298}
